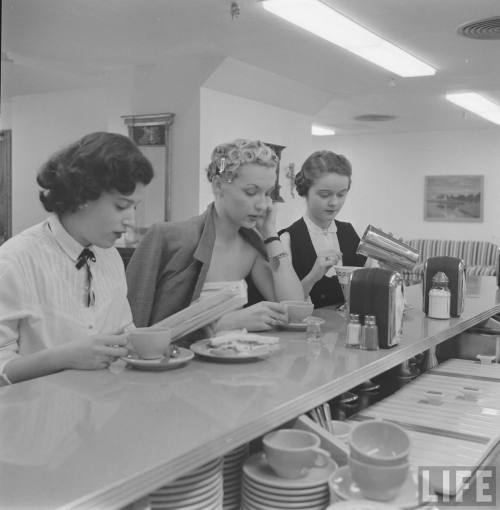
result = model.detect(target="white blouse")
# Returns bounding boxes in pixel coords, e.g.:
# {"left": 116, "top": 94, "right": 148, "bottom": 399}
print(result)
{"left": 280, "top": 215, "right": 342, "bottom": 277}
{"left": 0, "top": 215, "right": 133, "bottom": 383}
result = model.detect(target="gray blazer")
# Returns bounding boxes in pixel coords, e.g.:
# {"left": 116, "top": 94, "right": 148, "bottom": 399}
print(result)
{"left": 126, "top": 203, "right": 266, "bottom": 327}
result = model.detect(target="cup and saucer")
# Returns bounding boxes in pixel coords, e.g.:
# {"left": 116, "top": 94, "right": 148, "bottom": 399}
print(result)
{"left": 122, "top": 349, "right": 194, "bottom": 371}
{"left": 122, "top": 327, "right": 194, "bottom": 371}
{"left": 279, "top": 301, "right": 318, "bottom": 331}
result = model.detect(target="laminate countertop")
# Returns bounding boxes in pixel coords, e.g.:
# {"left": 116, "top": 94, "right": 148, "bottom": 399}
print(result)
{"left": 1, "top": 277, "right": 499, "bottom": 510}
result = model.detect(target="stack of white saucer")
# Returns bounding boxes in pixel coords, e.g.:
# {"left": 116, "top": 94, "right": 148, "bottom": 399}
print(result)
{"left": 149, "top": 457, "right": 223, "bottom": 510}
{"left": 222, "top": 443, "right": 250, "bottom": 510}
{"left": 241, "top": 452, "right": 335, "bottom": 510}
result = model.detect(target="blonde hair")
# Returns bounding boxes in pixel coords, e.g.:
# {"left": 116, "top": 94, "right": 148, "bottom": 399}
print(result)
{"left": 206, "top": 139, "right": 278, "bottom": 183}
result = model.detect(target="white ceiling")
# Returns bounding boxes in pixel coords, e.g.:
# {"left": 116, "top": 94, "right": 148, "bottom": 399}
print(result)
{"left": 2, "top": 0, "right": 500, "bottom": 135}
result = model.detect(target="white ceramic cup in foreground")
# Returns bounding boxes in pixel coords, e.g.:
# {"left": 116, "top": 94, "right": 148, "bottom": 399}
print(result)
{"left": 348, "top": 455, "right": 409, "bottom": 501}
{"left": 128, "top": 328, "right": 172, "bottom": 360}
{"left": 280, "top": 301, "right": 314, "bottom": 323}
{"left": 263, "top": 429, "right": 331, "bottom": 479}
{"left": 349, "top": 420, "right": 410, "bottom": 466}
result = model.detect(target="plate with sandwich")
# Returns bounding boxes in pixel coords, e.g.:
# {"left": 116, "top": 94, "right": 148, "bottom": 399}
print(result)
{"left": 190, "top": 330, "right": 280, "bottom": 362}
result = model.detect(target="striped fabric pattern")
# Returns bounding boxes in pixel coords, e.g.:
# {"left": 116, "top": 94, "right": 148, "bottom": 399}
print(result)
{"left": 404, "top": 239, "right": 498, "bottom": 279}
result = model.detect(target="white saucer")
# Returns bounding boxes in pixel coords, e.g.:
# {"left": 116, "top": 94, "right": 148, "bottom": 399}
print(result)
{"left": 243, "top": 481, "right": 329, "bottom": 507}
{"left": 122, "top": 347, "right": 194, "bottom": 371}
{"left": 244, "top": 475, "right": 327, "bottom": 497}
{"left": 325, "top": 501, "right": 401, "bottom": 510}
{"left": 243, "top": 452, "right": 338, "bottom": 489}
{"left": 329, "top": 465, "right": 431, "bottom": 509}
{"left": 150, "top": 485, "right": 221, "bottom": 506}
{"left": 242, "top": 494, "right": 327, "bottom": 510}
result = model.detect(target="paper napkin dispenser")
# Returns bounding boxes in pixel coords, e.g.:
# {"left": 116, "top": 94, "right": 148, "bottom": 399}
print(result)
{"left": 423, "top": 256, "right": 465, "bottom": 317}
{"left": 349, "top": 268, "right": 405, "bottom": 348}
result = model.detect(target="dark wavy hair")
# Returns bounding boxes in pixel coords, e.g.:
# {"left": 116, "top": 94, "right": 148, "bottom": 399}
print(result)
{"left": 37, "top": 132, "right": 154, "bottom": 214}
{"left": 295, "top": 150, "right": 352, "bottom": 197}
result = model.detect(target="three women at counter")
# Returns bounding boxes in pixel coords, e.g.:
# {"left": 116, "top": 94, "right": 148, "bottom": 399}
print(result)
{"left": 0, "top": 133, "right": 366, "bottom": 384}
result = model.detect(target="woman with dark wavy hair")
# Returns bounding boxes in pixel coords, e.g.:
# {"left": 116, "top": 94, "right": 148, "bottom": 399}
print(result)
{"left": 279, "top": 150, "right": 366, "bottom": 308}
{"left": 127, "top": 139, "right": 304, "bottom": 333}
{"left": 0, "top": 132, "right": 153, "bottom": 384}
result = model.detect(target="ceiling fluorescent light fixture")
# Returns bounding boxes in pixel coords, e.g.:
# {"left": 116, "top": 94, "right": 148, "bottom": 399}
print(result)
{"left": 312, "top": 124, "right": 335, "bottom": 136}
{"left": 262, "top": 0, "right": 436, "bottom": 77}
{"left": 446, "top": 92, "right": 500, "bottom": 125}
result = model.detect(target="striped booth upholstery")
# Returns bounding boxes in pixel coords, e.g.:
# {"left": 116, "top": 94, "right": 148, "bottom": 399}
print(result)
{"left": 403, "top": 239, "right": 498, "bottom": 281}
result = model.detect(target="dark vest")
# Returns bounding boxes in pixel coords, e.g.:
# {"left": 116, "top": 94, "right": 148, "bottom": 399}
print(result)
{"left": 279, "top": 218, "right": 366, "bottom": 308}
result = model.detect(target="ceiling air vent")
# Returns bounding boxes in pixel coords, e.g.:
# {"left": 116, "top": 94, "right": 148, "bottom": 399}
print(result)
{"left": 457, "top": 17, "right": 500, "bottom": 40}
{"left": 354, "top": 114, "right": 396, "bottom": 122}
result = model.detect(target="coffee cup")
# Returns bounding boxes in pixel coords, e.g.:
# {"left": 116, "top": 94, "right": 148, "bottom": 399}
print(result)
{"left": 263, "top": 429, "right": 331, "bottom": 479}
{"left": 348, "top": 455, "right": 409, "bottom": 501}
{"left": 128, "top": 327, "right": 172, "bottom": 360}
{"left": 349, "top": 420, "right": 410, "bottom": 466}
{"left": 280, "top": 301, "right": 314, "bottom": 323}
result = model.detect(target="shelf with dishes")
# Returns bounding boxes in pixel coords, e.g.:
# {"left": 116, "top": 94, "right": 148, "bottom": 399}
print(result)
{"left": 2, "top": 277, "right": 500, "bottom": 510}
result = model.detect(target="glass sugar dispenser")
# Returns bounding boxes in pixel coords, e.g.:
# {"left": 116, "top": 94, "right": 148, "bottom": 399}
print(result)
{"left": 427, "top": 271, "right": 451, "bottom": 319}
{"left": 345, "top": 313, "right": 362, "bottom": 348}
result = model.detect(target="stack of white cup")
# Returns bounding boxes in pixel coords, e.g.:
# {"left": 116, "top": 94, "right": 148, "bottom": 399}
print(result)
{"left": 346, "top": 420, "right": 410, "bottom": 502}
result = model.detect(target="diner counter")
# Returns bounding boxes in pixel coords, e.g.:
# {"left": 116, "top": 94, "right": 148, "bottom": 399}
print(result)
{"left": 1, "top": 277, "right": 500, "bottom": 510}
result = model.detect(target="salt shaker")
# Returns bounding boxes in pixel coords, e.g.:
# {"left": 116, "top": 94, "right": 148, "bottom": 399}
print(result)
{"left": 345, "top": 313, "right": 361, "bottom": 348}
{"left": 427, "top": 271, "right": 451, "bottom": 319}
{"left": 360, "top": 314, "right": 379, "bottom": 350}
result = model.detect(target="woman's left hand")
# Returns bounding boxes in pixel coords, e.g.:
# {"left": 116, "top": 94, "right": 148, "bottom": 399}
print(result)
{"left": 215, "top": 301, "right": 288, "bottom": 332}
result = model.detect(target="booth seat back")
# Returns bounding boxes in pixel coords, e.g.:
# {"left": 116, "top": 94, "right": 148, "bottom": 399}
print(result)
{"left": 404, "top": 239, "right": 498, "bottom": 278}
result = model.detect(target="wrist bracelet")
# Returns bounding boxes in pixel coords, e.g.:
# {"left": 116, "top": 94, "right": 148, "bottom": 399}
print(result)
{"left": 270, "top": 251, "right": 289, "bottom": 270}
{"left": 264, "top": 236, "right": 280, "bottom": 245}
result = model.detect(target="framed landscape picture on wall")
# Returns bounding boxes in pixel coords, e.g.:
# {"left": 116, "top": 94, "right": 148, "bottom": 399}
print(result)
{"left": 424, "top": 174, "right": 484, "bottom": 222}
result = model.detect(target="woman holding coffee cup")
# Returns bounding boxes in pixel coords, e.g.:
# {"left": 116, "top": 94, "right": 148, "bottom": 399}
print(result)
{"left": 0, "top": 132, "right": 154, "bottom": 384}
{"left": 279, "top": 151, "right": 367, "bottom": 308}
{"left": 126, "top": 139, "right": 304, "bottom": 333}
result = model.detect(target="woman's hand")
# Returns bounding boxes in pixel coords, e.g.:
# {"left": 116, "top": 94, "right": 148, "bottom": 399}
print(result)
{"left": 215, "top": 302, "right": 288, "bottom": 332}
{"left": 54, "top": 333, "right": 129, "bottom": 370}
{"left": 309, "top": 251, "right": 342, "bottom": 283}
{"left": 256, "top": 197, "right": 278, "bottom": 239}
